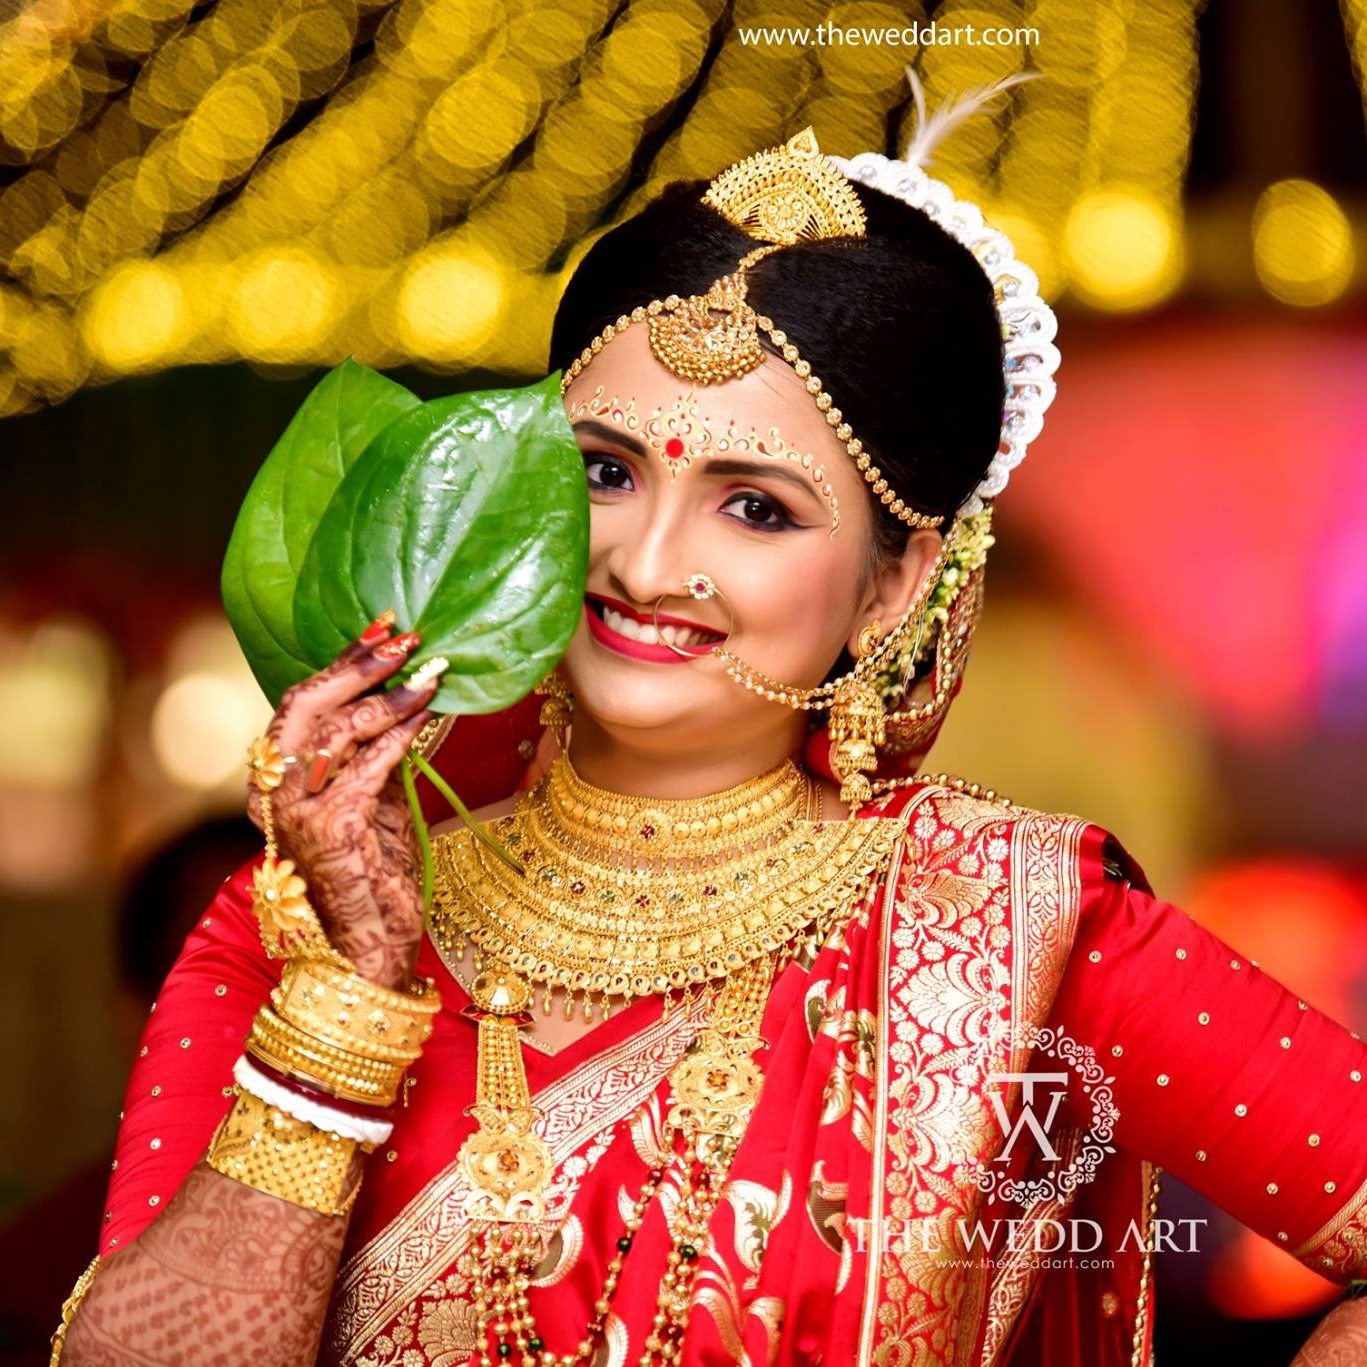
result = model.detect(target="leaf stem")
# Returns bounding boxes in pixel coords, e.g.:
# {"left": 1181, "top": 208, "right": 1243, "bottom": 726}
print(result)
{"left": 400, "top": 757, "right": 436, "bottom": 920}
{"left": 409, "top": 751, "right": 525, "bottom": 875}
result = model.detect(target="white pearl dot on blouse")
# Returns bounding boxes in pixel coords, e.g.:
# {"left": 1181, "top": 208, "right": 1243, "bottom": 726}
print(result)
{"left": 1198, "top": 1013, "right": 1210, "bottom": 1025}
{"left": 1235, "top": 1104, "right": 1248, "bottom": 1116}
{"left": 180, "top": 1038, "right": 192, "bottom": 1048}
{"left": 1196, "top": 1150, "right": 1207, "bottom": 1162}
{"left": 1088, "top": 951, "right": 1101, "bottom": 963}
{"left": 1325, "top": 1181, "right": 1338, "bottom": 1194}
{"left": 1280, "top": 1037, "right": 1292, "bottom": 1049}
{"left": 215, "top": 985, "right": 227, "bottom": 997}
{"left": 1156, "top": 1074, "right": 1170, "bottom": 1086}
{"left": 1175, "top": 948, "right": 1187, "bottom": 960}
{"left": 1267, "top": 1183, "right": 1278, "bottom": 1195}
{"left": 148, "top": 1195, "right": 160, "bottom": 1207}
{"left": 1309, "top": 1134, "right": 1321, "bottom": 1146}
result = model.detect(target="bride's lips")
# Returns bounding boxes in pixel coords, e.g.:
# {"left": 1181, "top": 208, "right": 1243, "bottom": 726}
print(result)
{"left": 584, "top": 593, "right": 725, "bottom": 664}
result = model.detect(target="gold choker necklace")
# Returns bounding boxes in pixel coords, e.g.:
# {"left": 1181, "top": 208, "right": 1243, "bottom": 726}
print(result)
{"left": 431, "top": 753, "right": 905, "bottom": 1015}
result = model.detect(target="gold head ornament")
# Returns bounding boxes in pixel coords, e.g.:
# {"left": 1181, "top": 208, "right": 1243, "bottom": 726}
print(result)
{"left": 561, "top": 128, "right": 942, "bottom": 532}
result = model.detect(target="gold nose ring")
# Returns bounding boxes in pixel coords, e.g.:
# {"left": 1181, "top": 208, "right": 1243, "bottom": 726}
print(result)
{"left": 650, "top": 573, "right": 735, "bottom": 658}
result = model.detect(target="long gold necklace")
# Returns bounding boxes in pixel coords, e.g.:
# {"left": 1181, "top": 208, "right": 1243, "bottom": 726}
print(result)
{"left": 431, "top": 753, "right": 903, "bottom": 1020}
{"left": 434, "top": 755, "right": 906, "bottom": 1367}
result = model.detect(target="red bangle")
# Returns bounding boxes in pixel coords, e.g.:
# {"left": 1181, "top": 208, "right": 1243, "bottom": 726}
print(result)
{"left": 247, "top": 1054, "right": 399, "bottom": 1122}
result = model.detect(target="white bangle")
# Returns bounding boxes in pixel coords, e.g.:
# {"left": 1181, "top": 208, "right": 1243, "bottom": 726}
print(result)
{"left": 232, "top": 1055, "right": 395, "bottom": 1147}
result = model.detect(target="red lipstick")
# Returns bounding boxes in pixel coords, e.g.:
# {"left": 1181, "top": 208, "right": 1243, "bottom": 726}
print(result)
{"left": 583, "top": 595, "right": 724, "bottom": 664}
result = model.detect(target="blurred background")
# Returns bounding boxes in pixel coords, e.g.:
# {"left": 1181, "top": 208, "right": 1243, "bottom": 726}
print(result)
{"left": 1, "top": 0, "right": 1365, "bottom": 1361}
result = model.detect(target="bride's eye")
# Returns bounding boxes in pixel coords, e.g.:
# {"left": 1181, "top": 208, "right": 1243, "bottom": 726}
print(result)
{"left": 584, "top": 453, "right": 634, "bottom": 491}
{"left": 722, "top": 491, "right": 798, "bottom": 532}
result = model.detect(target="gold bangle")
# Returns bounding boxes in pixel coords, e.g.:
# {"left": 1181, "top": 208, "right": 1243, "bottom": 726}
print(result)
{"left": 206, "top": 1086, "right": 364, "bottom": 1217}
{"left": 274, "top": 959, "right": 439, "bottom": 1064}
{"left": 246, "top": 1006, "right": 407, "bottom": 1107}
{"left": 49, "top": 1254, "right": 101, "bottom": 1365}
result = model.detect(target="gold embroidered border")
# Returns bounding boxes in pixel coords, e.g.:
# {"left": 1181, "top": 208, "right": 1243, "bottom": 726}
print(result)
{"left": 1294, "top": 1172, "right": 1367, "bottom": 1280}
{"left": 978, "top": 811, "right": 1088, "bottom": 1364}
{"left": 855, "top": 819, "right": 910, "bottom": 1365}
{"left": 327, "top": 993, "right": 714, "bottom": 1362}
{"left": 855, "top": 786, "right": 1091, "bottom": 1367}
{"left": 978, "top": 1132, "right": 1083, "bottom": 1366}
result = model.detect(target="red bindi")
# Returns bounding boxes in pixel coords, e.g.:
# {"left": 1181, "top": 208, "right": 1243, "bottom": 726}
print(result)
{"left": 664, "top": 437, "right": 685, "bottom": 458}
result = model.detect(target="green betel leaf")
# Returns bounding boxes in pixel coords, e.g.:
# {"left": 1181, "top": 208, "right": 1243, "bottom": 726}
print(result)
{"left": 221, "top": 359, "right": 421, "bottom": 702}
{"left": 293, "top": 372, "right": 588, "bottom": 715}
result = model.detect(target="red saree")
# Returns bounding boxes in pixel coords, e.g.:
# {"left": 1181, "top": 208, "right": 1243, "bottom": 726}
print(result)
{"left": 96, "top": 705, "right": 1367, "bottom": 1365}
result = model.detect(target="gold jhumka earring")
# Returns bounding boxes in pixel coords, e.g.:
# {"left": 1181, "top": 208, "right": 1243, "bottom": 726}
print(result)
{"left": 532, "top": 670, "right": 573, "bottom": 751}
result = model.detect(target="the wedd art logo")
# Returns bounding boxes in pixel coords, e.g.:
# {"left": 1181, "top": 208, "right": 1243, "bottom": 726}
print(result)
{"left": 970, "top": 1026, "right": 1119, "bottom": 1204}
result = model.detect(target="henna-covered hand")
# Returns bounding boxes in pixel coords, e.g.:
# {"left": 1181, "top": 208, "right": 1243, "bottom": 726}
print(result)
{"left": 63, "top": 1163, "right": 354, "bottom": 1366}
{"left": 246, "top": 617, "right": 439, "bottom": 990}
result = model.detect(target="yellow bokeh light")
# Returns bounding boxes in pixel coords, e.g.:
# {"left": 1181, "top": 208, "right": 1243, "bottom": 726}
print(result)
{"left": 1252, "top": 179, "right": 1355, "bottom": 307}
{"left": 151, "top": 669, "right": 272, "bottom": 791}
{"left": 395, "top": 242, "right": 506, "bottom": 362}
{"left": 1064, "top": 188, "right": 1183, "bottom": 311}
{"left": 227, "top": 247, "right": 340, "bottom": 360}
{"left": 82, "top": 258, "right": 188, "bottom": 370}
{"left": 419, "top": 62, "right": 536, "bottom": 174}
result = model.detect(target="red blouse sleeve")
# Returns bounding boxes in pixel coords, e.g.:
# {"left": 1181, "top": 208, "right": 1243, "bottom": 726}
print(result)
{"left": 99, "top": 858, "right": 279, "bottom": 1256}
{"left": 1049, "top": 826, "right": 1367, "bottom": 1282}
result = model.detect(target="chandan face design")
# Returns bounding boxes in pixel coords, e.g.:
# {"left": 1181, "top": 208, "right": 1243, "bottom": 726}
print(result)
{"left": 565, "top": 384, "right": 842, "bottom": 533}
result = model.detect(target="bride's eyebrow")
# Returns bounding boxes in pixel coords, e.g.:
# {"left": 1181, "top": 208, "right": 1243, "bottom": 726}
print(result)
{"left": 572, "top": 418, "right": 645, "bottom": 457}
{"left": 702, "top": 457, "right": 825, "bottom": 506}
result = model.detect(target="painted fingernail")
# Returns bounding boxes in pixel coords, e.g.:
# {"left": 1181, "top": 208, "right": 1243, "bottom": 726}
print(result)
{"left": 407, "top": 656, "right": 450, "bottom": 690}
{"left": 373, "top": 631, "right": 420, "bottom": 660}
{"left": 359, "top": 610, "right": 398, "bottom": 646}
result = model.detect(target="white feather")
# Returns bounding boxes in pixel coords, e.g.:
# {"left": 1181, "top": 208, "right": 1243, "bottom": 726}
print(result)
{"left": 900, "top": 66, "right": 1037, "bottom": 170}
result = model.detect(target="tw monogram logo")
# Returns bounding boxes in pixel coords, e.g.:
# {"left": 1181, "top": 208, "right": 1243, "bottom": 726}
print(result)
{"left": 968, "top": 1028, "right": 1119, "bottom": 1204}
{"left": 986, "top": 1072, "right": 1070, "bottom": 1163}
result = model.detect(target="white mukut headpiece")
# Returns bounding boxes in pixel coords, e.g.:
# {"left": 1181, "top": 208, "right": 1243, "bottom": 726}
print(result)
{"left": 833, "top": 73, "right": 1059, "bottom": 519}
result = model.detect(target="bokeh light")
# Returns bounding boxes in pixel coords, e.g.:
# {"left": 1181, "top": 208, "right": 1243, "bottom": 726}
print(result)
{"left": 1064, "top": 188, "right": 1184, "bottom": 311}
{"left": 395, "top": 241, "right": 507, "bottom": 362}
{"left": 82, "top": 258, "right": 188, "bottom": 371}
{"left": 1252, "top": 179, "right": 1355, "bottom": 308}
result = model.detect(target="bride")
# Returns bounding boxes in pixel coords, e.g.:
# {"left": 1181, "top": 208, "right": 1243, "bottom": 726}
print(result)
{"left": 56, "top": 125, "right": 1365, "bottom": 1366}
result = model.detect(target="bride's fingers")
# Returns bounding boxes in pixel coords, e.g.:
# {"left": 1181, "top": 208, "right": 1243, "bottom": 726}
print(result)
{"left": 271, "top": 623, "right": 421, "bottom": 756}
{"left": 329, "top": 710, "right": 434, "bottom": 799}
{"left": 299, "top": 675, "right": 442, "bottom": 790}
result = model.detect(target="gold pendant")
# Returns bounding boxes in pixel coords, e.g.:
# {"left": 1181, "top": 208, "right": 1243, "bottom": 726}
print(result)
{"left": 459, "top": 1102, "right": 555, "bottom": 1224}
{"left": 666, "top": 1028, "right": 766, "bottom": 1165}
{"left": 456, "top": 967, "right": 555, "bottom": 1227}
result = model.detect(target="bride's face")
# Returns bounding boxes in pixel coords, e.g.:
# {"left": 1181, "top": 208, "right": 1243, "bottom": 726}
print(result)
{"left": 557, "top": 325, "right": 939, "bottom": 758}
